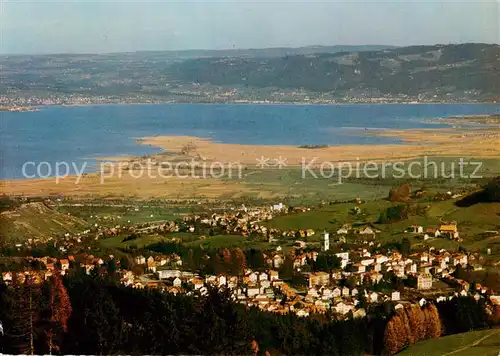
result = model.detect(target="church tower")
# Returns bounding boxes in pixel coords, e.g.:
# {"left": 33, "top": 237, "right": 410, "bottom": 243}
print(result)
{"left": 323, "top": 231, "right": 330, "bottom": 251}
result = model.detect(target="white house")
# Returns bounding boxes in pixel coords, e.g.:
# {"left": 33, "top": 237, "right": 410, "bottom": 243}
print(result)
{"left": 335, "top": 252, "right": 350, "bottom": 261}
{"left": 342, "top": 287, "right": 350, "bottom": 297}
{"left": 217, "top": 275, "right": 227, "bottom": 286}
{"left": 374, "top": 254, "right": 388, "bottom": 264}
{"left": 272, "top": 255, "right": 284, "bottom": 268}
{"left": 173, "top": 277, "right": 182, "bottom": 287}
{"left": 332, "top": 287, "right": 342, "bottom": 298}
{"left": 135, "top": 255, "right": 146, "bottom": 265}
{"left": 337, "top": 227, "right": 349, "bottom": 235}
{"left": 157, "top": 269, "right": 182, "bottom": 279}
{"left": 391, "top": 291, "right": 400, "bottom": 301}
{"left": 247, "top": 286, "right": 260, "bottom": 297}
{"left": 361, "top": 258, "right": 375, "bottom": 267}
{"left": 359, "top": 226, "right": 376, "bottom": 235}
{"left": 335, "top": 302, "right": 354, "bottom": 315}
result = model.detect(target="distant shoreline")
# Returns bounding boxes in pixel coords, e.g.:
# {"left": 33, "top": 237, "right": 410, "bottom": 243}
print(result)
{"left": 1, "top": 101, "right": 499, "bottom": 110}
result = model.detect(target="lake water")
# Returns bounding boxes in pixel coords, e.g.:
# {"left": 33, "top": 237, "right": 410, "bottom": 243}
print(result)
{"left": 1, "top": 103, "right": 499, "bottom": 179}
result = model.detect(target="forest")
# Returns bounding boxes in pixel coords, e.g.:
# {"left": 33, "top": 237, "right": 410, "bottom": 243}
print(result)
{"left": 0, "top": 271, "right": 496, "bottom": 355}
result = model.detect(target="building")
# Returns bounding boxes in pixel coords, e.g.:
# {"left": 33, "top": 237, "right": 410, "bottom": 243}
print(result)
{"left": 359, "top": 226, "right": 376, "bottom": 235}
{"left": 417, "top": 273, "right": 433, "bottom": 290}
{"left": 308, "top": 272, "right": 330, "bottom": 288}
{"left": 323, "top": 231, "right": 330, "bottom": 251}
{"left": 337, "top": 226, "right": 349, "bottom": 235}
{"left": 391, "top": 291, "right": 400, "bottom": 301}
{"left": 439, "top": 223, "right": 459, "bottom": 239}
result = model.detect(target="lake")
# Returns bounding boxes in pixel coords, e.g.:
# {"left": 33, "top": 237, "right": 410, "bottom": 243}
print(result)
{"left": 1, "top": 103, "right": 499, "bottom": 179}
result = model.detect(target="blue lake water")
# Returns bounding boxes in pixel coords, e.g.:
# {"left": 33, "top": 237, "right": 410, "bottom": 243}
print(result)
{"left": 1, "top": 103, "right": 499, "bottom": 179}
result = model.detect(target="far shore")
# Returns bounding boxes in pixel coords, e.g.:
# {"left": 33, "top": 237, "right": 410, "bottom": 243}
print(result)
{"left": 2, "top": 101, "right": 499, "bottom": 110}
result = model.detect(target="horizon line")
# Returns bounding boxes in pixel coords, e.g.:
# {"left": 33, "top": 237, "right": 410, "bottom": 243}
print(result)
{"left": 2, "top": 42, "right": 498, "bottom": 57}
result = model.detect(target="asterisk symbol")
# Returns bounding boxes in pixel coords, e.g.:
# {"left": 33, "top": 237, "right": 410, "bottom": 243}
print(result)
{"left": 274, "top": 156, "right": 288, "bottom": 169}
{"left": 256, "top": 156, "right": 270, "bottom": 168}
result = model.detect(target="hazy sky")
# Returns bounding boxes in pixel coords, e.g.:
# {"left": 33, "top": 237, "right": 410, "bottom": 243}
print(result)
{"left": 1, "top": 0, "right": 498, "bottom": 54}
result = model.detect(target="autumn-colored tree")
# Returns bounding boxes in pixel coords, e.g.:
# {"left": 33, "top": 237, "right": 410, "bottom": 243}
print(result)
{"left": 46, "top": 272, "right": 72, "bottom": 354}
{"left": 415, "top": 306, "right": 427, "bottom": 342}
{"left": 388, "top": 184, "right": 411, "bottom": 202}
{"left": 424, "top": 303, "right": 442, "bottom": 339}
{"left": 406, "top": 305, "right": 425, "bottom": 343}
{"left": 396, "top": 308, "right": 413, "bottom": 345}
{"left": 491, "top": 305, "right": 500, "bottom": 325}
{"left": 250, "top": 339, "right": 259, "bottom": 356}
{"left": 402, "top": 307, "right": 416, "bottom": 344}
{"left": 384, "top": 316, "right": 401, "bottom": 355}
{"left": 220, "top": 248, "right": 232, "bottom": 265}
{"left": 232, "top": 248, "right": 247, "bottom": 276}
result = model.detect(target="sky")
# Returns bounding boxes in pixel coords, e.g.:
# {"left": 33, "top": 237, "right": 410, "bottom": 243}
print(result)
{"left": 1, "top": 0, "right": 498, "bottom": 54}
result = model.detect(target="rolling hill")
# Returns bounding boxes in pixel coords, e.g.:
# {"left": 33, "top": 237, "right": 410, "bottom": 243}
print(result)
{"left": 168, "top": 43, "right": 500, "bottom": 97}
{"left": 0, "top": 43, "right": 498, "bottom": 103}
{"left": 0, "top": 202, "right": 88, "bottom": 244}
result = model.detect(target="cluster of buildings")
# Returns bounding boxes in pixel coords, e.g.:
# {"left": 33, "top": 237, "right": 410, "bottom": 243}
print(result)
{"left": 1, "top": 240, "right": 498, "bottom": 319}
{"left": 2, "top": 199, "right": 498, "bottom": 319}
{"left": 406, "top": 221, "right": 460, "bottom": 241}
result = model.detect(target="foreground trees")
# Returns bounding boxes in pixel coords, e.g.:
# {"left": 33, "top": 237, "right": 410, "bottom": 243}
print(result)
{"left": 0, "top": 274, "right": 496, "bottom": 355}
{"left": 384, "top": 304, "right": 442, "bottom": 355}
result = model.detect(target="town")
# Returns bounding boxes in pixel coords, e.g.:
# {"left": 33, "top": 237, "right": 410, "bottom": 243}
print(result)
{"left": 1, "top": 196, "right": 498, "bottom": 322}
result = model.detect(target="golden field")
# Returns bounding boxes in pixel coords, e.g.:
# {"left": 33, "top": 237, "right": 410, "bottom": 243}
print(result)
{"left": 2, "top": 126, "right": 500, "bottom": 200}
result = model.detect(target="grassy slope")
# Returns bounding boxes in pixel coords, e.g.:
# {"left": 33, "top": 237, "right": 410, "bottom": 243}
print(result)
{"left": 0, "top": 202, "right": 88, "bottom": 243}
{"left": 56, "top": 205, "right": 188, "bottom": 226}
{"left": 264, "top": 198, "right": 500, "bottom": 252}
{"left": 398, "top": 329, "right": 500, "bottom": 356}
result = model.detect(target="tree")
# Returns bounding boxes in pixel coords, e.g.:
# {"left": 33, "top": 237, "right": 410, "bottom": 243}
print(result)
{"left": 279, "top": 255, "right": 294, "bottom": 281}
{"left": 378, "top": 205, "right": 409, "bottom": 223}
{"left": 231, "top": 248, "right": 247, "bottom": 276}
{"left": 424, "top": 304, "right": 441, "bottom": 339}
{"left": 313, "top": 252, "right": 341, "bottom": 272}
{"left": 246, "top": 249, "right": 266, "bottom": 270}
{"left": 64, "top": 278, "right": 123, "bottom": 354}
{"left": 250, "top": 339, "right": 259, "bottom": 356}
{"left": 106, "top": 258, "right": 118, "bottom": 276}
{"left": 44, "top": 272, "right": 72, "bottom": 354}
{"left": 400, "top": 237, "right": 412, "bottom": 255}
{"left": 388, "top": 184, "right": 411, "bottom": 202}
{"left": 406, "top": 305, "right": 426, "bottom": 343}
{"left": 484, "top": 176, "right": 500, "bottom": 202}
{"left": 384, "top": 316, "right": 401, "bottom": 355}
{"left": 2, "top": 277, "right": 42, "bottom": 355}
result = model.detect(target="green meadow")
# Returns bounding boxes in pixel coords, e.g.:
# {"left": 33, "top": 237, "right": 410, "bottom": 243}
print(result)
{"left": 398, "top": 329, "right": 500, "bottom": 356}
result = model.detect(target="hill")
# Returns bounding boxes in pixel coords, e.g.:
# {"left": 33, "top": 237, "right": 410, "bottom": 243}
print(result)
{"left": 0, "top": 202, "right": 88, "bottom": 244}
{"left": 398, "top": 329, "right": 500, "bottom": 356}
{"left": 1, "top": 43, "right": 498, "bottom": 104}
{"left": 168, "top": 43, "right": 500, "bottom": 99}
{"left": 134, "top": 44, "right": 396, "bottom": 59}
